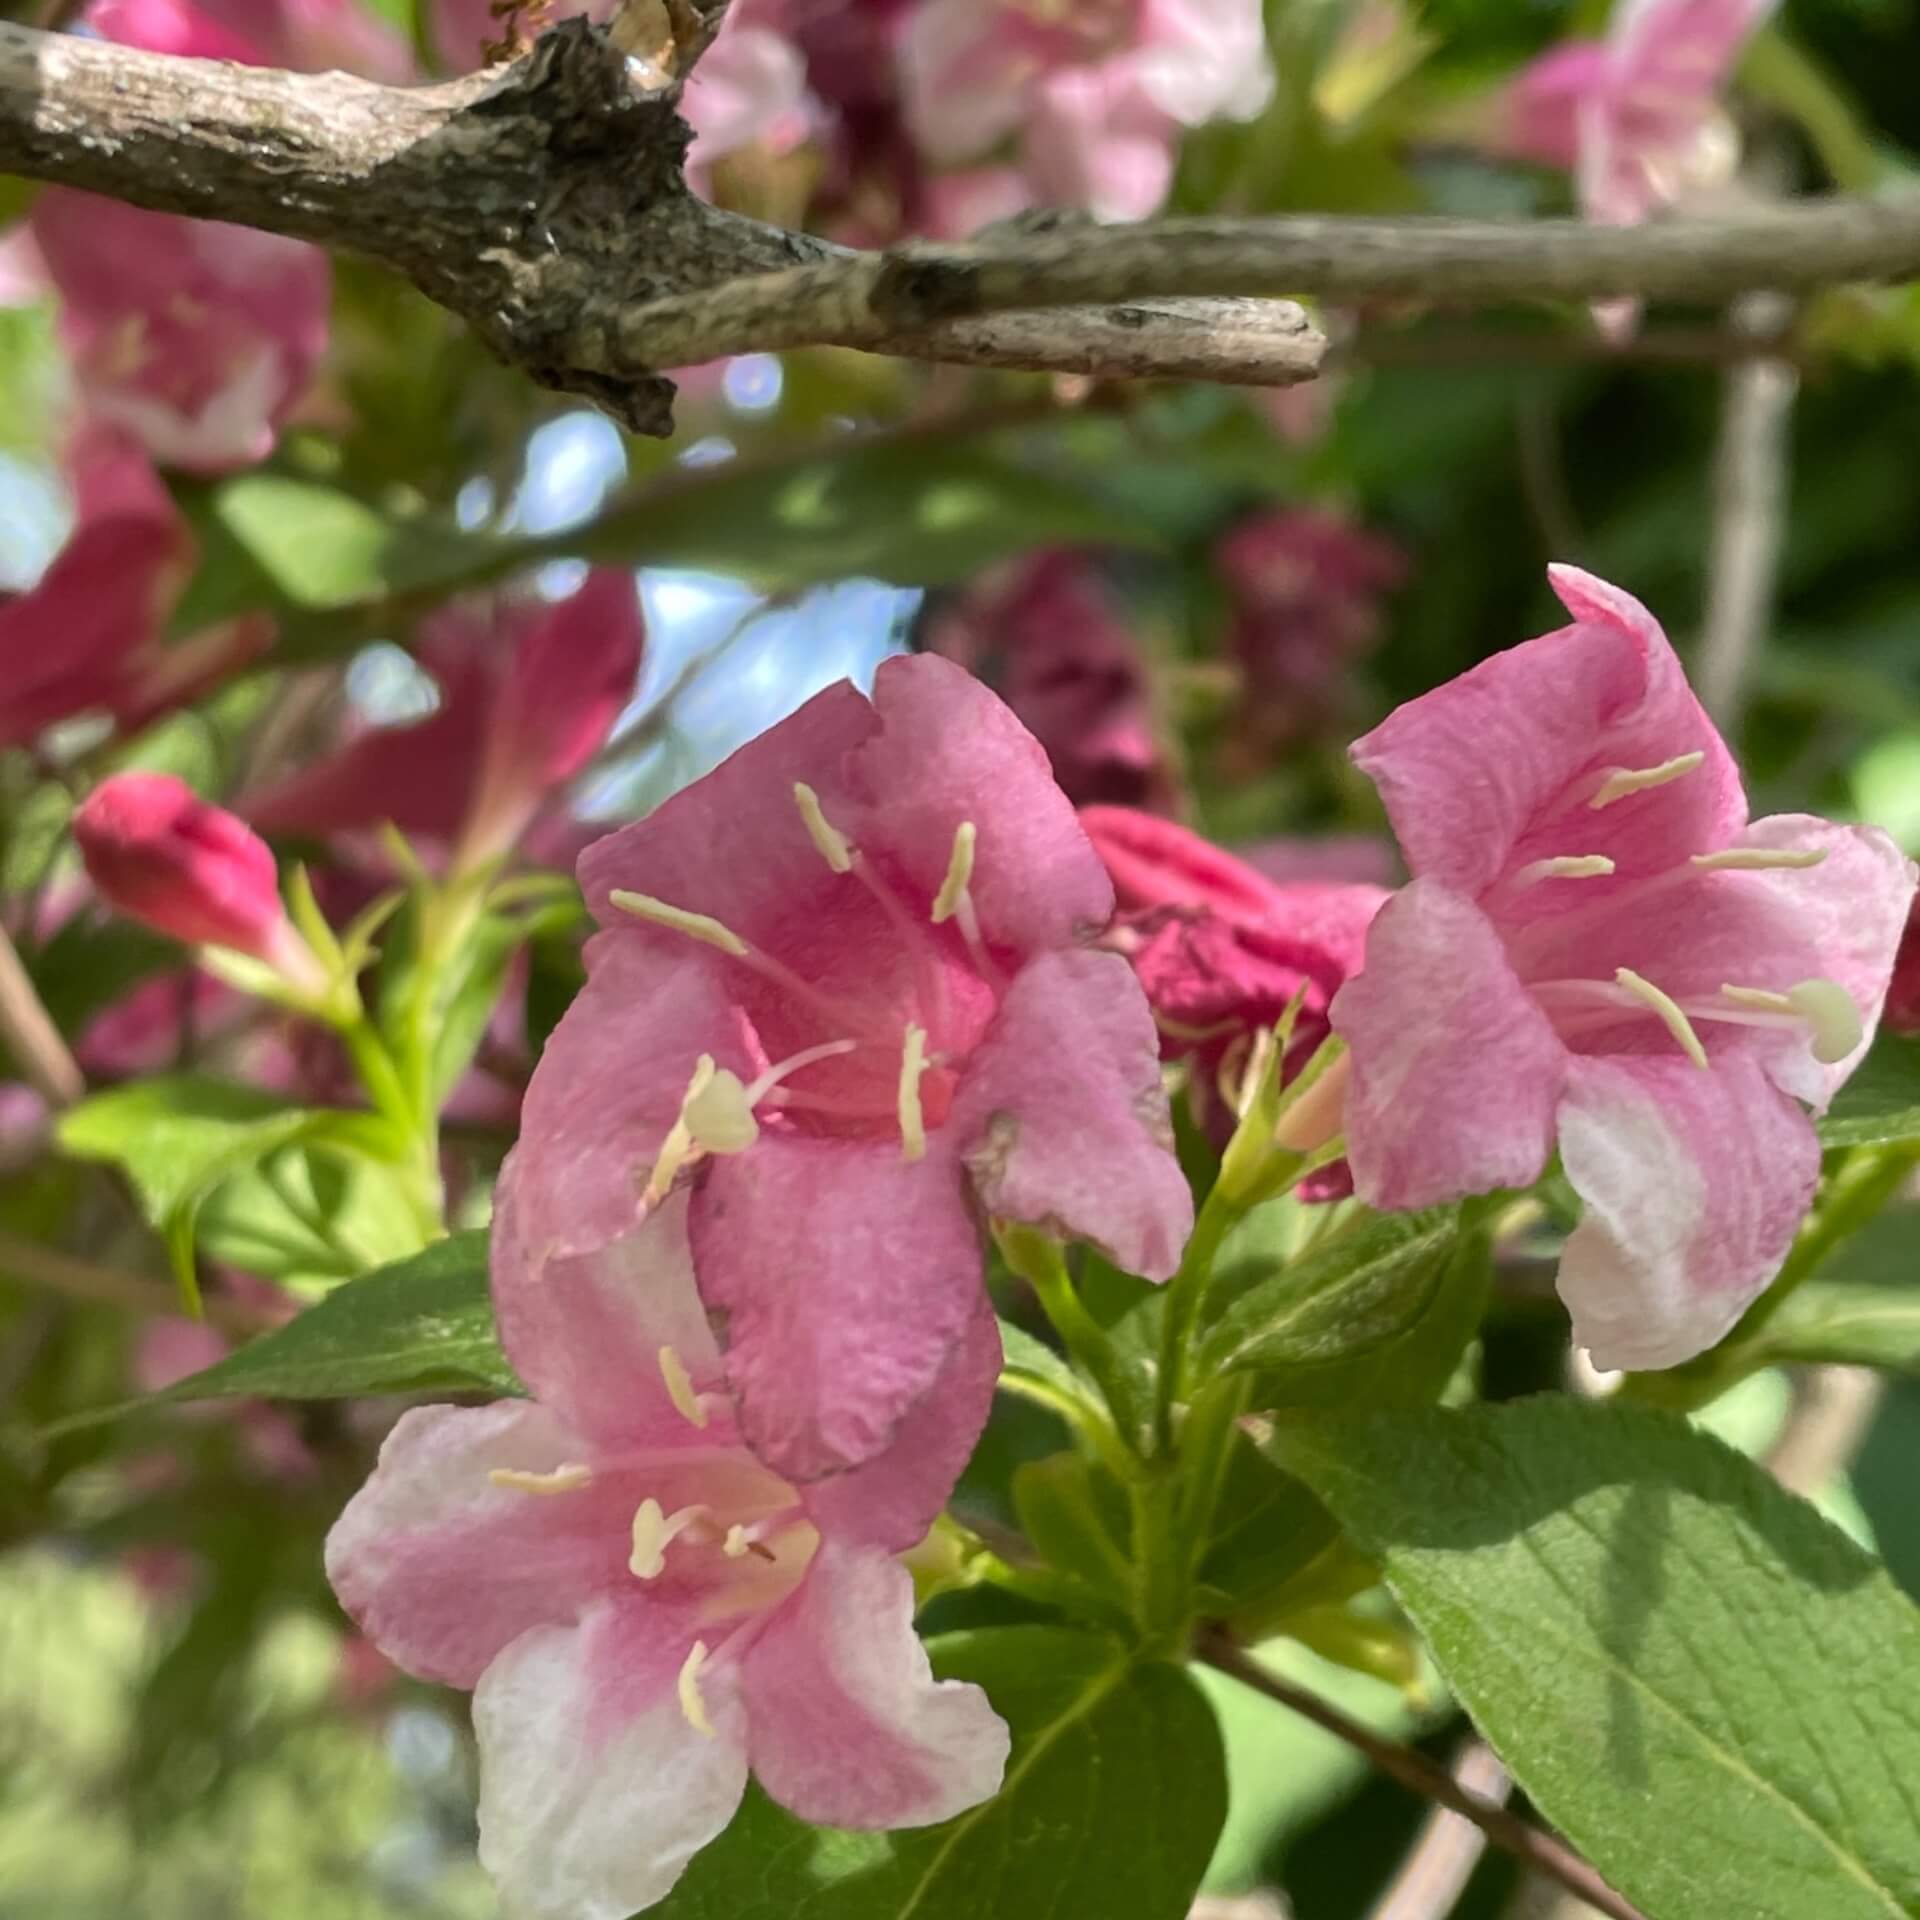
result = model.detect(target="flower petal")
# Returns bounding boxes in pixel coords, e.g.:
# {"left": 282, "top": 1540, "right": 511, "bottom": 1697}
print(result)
{"left": 502, "top": 930, "right": 749, "bottom": 1264}
{"left": 691, "top": 1133, "right": 986, "bottom": 1482}
{"left": 1351, "top": 565, "right": 1743, "bottom": 896}
{"left": 1332, "top": 879, "right": 1566, "bottom": 1208}
{"left": 804, "top": 1296, "right": 1002, "bottom": 1553}
{"left": 324, "top": 1402, "right": 638, "bottom": 1688}
{"left": 741, "top": 1542, "right": 1008, "bottom": 1829}
{"left": 954, "top": 947, "right": 1191, "bottom": 1280}
{"left": 843, "top": 655, "right": 1114, "bottom": 955}
{"left": 492, "top": 1188, "right": 731, "bottom": 1454}
{"left": 1557, "top": 1051, "right": 1818, "bottom": 1372}
{"left": 475, "top": 1598, "right": 747, "bottom": 1920}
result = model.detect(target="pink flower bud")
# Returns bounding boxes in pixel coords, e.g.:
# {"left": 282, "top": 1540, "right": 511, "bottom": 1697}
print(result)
{"left": 74, "top": 773, "right": 295, "bottom": 963}
{"left": 1886, "top": 899, "right": 1920, "bottom": 1036}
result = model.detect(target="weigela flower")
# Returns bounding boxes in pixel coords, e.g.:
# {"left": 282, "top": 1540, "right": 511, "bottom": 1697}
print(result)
{"left": 244, "top": 570, "right": 643, "bottom": 865}
{"left": 925, "top": 552, "right": 1172, "bottom": 810}
{"left": 85, "top": 0, "right": 414, "bottom": 78}
{"left": 505, "top": 654, "right": 1191, "bottom": 1482}
{"left": 327, "top": 1194, "right": 1009, "bottom": 1920}
{"left": 899, "top": 0, "right": 1273, "bottom": 221}
{"left": 0, "top": 433, "right": 267, "bottom": 748}
{"left": 74, "top": 773, "right": 326, "bottom": 990}
{"left": 1886, "top": 899, "right": 1920, "bottom": 1036}
{"left": 1332, "top": 565, "right": 1916, "bottom": 1371}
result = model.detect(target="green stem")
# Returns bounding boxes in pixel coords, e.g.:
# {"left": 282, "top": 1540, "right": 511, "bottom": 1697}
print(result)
{"left": 1130, "top": 1466, "right": 1189, "bottom": 1650}
{"left": 994, "top": 1369, "right": 1139, "bottom": 1486}
{"left": 337, "top": 1015, "right": 443, "bottom": 1243}
{"left": 1000, "top": 1226, "right": 1137, "bottom": 1445}
{"left": 1153, "top": 1190, "right": 1240, "bottom": 1452}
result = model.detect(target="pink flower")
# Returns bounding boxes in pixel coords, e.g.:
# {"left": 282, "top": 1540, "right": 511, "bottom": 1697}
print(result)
{"left": 1331, "top": 565, "right": 1916, "bottom": 1371}
{"left": 74, "top": 773, "right": 320, "bottom": 984}
{"left": 1504, "top": 2, "right": 1777, "bottom": 234}
{"left": 925, "top": 552, "right": 1173, "bottom": 811}
{"left": 683, "top": 13, "right": 819, "bottom": 185}
{"left": 1215, "top": 507, "right": 1407, "bottom": 748}
{"left": 244, "top": 570, "right": 643, "bottom": 864}
{"left": 1084, "top": 806, "right": 1385, "bottom": 1144}
{"left": 506, "top": 654, "right": 1191, "bottom": 1482}
{"left": 326, "top": 1194, "right": 1008, "bottom": 1920}
{"left": 84, "top": 0, "right": 414, "bottom": 77}
{"left": 0, "top": 433, "right": 268, "bottom": 748}
{"left": 899, "top": 0, "right": 1271, "bottom": 221}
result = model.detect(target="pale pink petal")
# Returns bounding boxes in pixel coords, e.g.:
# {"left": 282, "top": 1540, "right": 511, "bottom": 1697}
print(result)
{"left": 83, "top": 0, "right": 263, "bottom": 59}
{"left": 684, "top": 24, "right": 816, "bottom": 174}
{"left": 1024, "top": 66, "right": 1179, "bottom": 221}
{"left": 1133, "top": 0, "right": 1275, "bottom": 124}
{"left": 953, "top": 947, "right": 1191, "bottom": 1280}
{"left": 1612, "top": 0, "right": 1778, "bottom": 105}
{"left": 1557, "top": 1051, "right": 1818, "bottom": 1371}
{"left": 492, "top": 1189, "right": 730, "bottom": 1453}
{"left": 323, "top": 1402, "right": 640, "bottom": 1688}
{"left": 691, "top": 1132, "right": 985, "bottom": 1483}
{"left": 1351, "top": 565, "right": 1743, "bottom": 896}
{"left": 741, "top": 1542, "right": 1008, "bottom": 1828}
{"left": 1503, "top": 39, "right": 1609, "bottom": 171}
{"left": 1081, "top": 805, "right": 1296, "bottom": 929}
{"left": 1332, "top": 879, "right": 1566, "bottom": 1208}
{"left": 475, "top": 1599, "right": 748, "bottom": 1920}
{"left": 844, "top": 654, "right": 1114, "bottom": 957}
{"left": 897, "top": 0, "right": 1035, "bottom": 164}
{"left": 804, "top": 1297, "right": 1001, "bottom": 1553}
{"left": 502, "top": 932, "right": 749, "bottom": 1263}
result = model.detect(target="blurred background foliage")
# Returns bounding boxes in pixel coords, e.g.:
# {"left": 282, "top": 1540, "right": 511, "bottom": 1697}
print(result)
{"left": 4, "top": 0, "right": 1920, "bottom": 1913}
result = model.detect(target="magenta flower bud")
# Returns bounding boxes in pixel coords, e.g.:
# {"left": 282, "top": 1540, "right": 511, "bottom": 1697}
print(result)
{"left": 74, "top": 773, "right": 299, "bottom": 966}
{"left": 1886, "top": 900, "right": 1920, "bottom": 1037}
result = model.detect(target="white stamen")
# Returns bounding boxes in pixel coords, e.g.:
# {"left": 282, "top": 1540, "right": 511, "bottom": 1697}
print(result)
{"left": 1615, "top": 967, "right": 1709, "bottom": 1069}
{"left": 930, "top": 822, "right": 977, "bottom": 925}
{"left": 722, "top": 1525, "right": 751, "bottom": 1558}
{"left": 658, "top": 1345, "right": 709, "bottom": 1429}
{"left": 1589, "top": 752, "right": 1706, "bottom": 809}
{"left": 793, "top": 782, "right": 854, "bottom": 873}
{"left": 630, "top": 1499, "right": 707, "bottom": 1580}
{"left": 1514, "top": 854, "right": 1616, "bottom": 886}
{"left": 738, "top": 1038, "right": 859, "bottom": 1108}
{"left": 608, "top": 890, "right": 748, "bottom": 958}
{"left": 488, "top": 1462, "right": 592, "bottom": 1495}
{"left": 897, "top": 1022, "right": 930, "bottom": 1162}
{"left": 678, "top": 1640, "right": 715, "bottom": 1737}
{"left": 1690, "top": 847, "right": 1829, "bottom": 873}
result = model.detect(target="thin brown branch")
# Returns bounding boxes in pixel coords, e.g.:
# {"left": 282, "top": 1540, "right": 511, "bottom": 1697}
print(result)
{"left": 1367, "top": 1739, "right": 1509, "bottom": 1920}
{"left": 0, "top": 1227, "right": 260, "bottom": 1334}
{"left": 0, "top": 922, "right": 82, "bottom": 1108}
{"left": 1194, "top": 1630, "right": 1647, "bottom": 1920}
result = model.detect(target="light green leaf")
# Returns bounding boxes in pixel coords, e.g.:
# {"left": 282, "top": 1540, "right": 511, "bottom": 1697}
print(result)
{"left": 1823, "top": 1034, "right": 1920, "bottom": 1147}
{"left": 1199, "top": 1205, "right": 1483, "bottom": 1409}
{"left": 655, "top": 1628, "right": 1225, "bottom": 1920}
{"left": 1279, "top": 1398, "right": 1920, "bottom": 1920}
{"left": 1741, "top": 1280, "right": 1920, "bottom": 1373}
{"left": 57, "top": 1232, "right": 512, "bottom": 1429}
{"left": 996, "top": 1317, "right": 1087, "bottom": 1404}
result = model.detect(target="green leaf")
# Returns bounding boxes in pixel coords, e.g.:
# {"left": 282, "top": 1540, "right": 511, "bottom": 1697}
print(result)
{"left": 1011, "top": 1454, "right": 1135, "bottom": 1606}
{"left": 1740, "top": 1280, "right": 1920, "bottom": 1373}
{"left": 58, "top": 1232, "right": 512, "bottom": 1430}
{"left": 996, "top": 1318, "right": 1088, "bottom": 1404}
{"left": 1279, "top": 1398, "right": 1920, "bottom": 1920}
{"left": 655, "top": 1628, "right": 1226, "bottom": 1920}
{"left": 1199, "top": 1205, "right": 1484, "bottom": 1409}
{"left": 1194, "top": 1431, "right": 1338, "bottom": 1630}
{"left": 1822, "top": 1033, "right": 1920, "bottom": 1146}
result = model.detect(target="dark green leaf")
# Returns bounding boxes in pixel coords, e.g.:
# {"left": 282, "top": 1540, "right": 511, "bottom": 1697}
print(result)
{"left": 1822, "top": 1032, "right": 1920, "bottom": 1146}
{"left": 1194, "top": 1431, "right": 1338, "bottom": 1630}
{"left": 57, "top": 1232, "right": 512, "bottom": 1431}
{"left": 1279, "top": 1398, "right": 1920, "bottom": 1920}
{"left": 656, "top": 1628, "right": 1226, "bottom": 1920}
{"left": 1199, "top": 1205, "right": 1483, "bottom": 1410}
{"left": 1011, "top": 1454, "right": 1134, "bottom": 1604}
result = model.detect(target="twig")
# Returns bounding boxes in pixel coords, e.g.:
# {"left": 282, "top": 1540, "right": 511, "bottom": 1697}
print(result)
{"left": 0, "top": 922, "right": 82, "bottom": 1108}
{"left": 1696, "top": 291, "right": 1797, "bottom": 728}
{"left": 1764, "top": 1364, "right": 1884, "bottom": 1498}
{"left": 1367, "top": 1739, "right": 1510, "bottom": 1920}
{"left": 1194, "top": 1630, "right": 1646, "bottom": 1920}
{"left": 0, "top": 1227, "right": 260, "bottom": 1334}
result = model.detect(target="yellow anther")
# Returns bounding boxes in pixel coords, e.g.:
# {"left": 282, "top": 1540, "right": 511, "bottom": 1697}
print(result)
{"left": 722, "top": 1525, "right": 751, "bottom": 1558}
{"left": 1720, "top": 980, "right": 1863, "bottom": 1063}
{"left": 608, "top": 890, "right": 748, "bottom": 958}
{"left": 793, "top": 782, "right": 854, "bottom": 873}
{"left": 678, "top": 1640, "right": 715, "bottom": 1737}
{"left": 930, "top": 822, "right": 977, "bottom": 925}
{"left": 1690, "top": 847, "right": 1828, "bottom": 873}
{"left": 683, "top": 1067, "right": 759, "bottom": 1154}
{"left": 488, "top": 1462, "right": 593, "bottom": 1495}
{"left": 1588, "top": 752, "right": 1706, "bottom": 809}
{"left": 897, "top": 1023, "right": 930, "bottom": 1162}
{"left": 642, "top": 1055, "right": 715, "bottom": 1206}
{"left": 659, "top": 1345, "right": 709, "bottom": 1429}
{"left": 1514, "top": 854, "right": 1616, "bottom": 886}
{"left": 1615, "top": 967, "right": 1708, "bottom": 1070}
{"left": 629, "top": 1499, "right": 707, "bottom": 1580}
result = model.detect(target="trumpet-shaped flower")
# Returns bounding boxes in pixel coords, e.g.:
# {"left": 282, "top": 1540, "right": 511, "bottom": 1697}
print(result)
{"left": 1331, "top": 565, "right": 1916, "bottom": 1370}
{"left": 327, "top": 1194, "right": 1008, "bottom": 1920}
{"left": 503, "top": 654, "right": 1190, "bottom": 1483}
